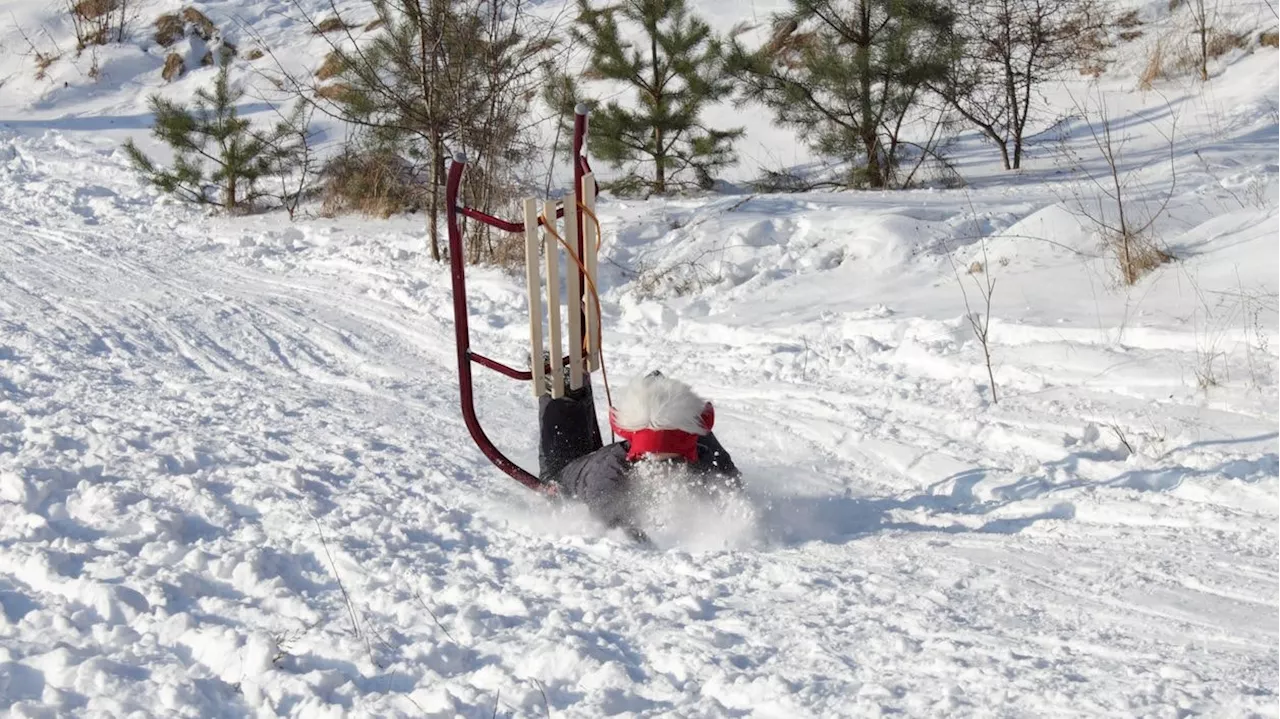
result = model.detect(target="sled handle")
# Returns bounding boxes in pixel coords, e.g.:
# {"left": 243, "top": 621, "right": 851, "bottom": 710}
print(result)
{"left": 445, "top": 107, "right": 595, "bottom": 495}
{"left": 446, "top": 156, "right": 550, "bottom": 493}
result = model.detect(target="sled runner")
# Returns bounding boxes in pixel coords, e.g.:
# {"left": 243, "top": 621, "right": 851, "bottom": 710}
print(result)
{"left": 446, "top": 105, "right": 604, "bottom": 494}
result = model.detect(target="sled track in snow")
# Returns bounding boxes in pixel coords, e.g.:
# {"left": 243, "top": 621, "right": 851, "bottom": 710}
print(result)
{"left": 0, "top": 161, "right": 1276, "bottom": 715}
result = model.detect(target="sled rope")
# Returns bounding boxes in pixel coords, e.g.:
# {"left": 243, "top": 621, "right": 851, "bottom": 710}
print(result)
{"left": 539, "top": 202, "right": 614, "bottom": 431}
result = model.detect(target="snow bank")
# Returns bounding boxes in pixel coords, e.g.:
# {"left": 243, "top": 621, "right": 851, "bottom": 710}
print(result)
{"left": 0, "top": 0, "right": 1275, "bottom": 716}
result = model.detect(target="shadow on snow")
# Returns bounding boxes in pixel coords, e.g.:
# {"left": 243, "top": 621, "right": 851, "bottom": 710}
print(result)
{"left": 754, "top": 443, "right": 1277, "bottom": 546}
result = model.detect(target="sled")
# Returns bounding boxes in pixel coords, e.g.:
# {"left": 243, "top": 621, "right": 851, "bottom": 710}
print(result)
{"left": 446, "top": 105, "right": 602, "bottom": 494}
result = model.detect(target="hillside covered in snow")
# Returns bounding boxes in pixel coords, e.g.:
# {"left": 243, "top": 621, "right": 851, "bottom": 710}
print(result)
{"left": 0, "top": 0, "right": 1277, "bottom": 716}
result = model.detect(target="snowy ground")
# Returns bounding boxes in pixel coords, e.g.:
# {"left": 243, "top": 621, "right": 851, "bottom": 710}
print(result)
{"left": 1, "top": 0, "right": 1278, "bottom": 717}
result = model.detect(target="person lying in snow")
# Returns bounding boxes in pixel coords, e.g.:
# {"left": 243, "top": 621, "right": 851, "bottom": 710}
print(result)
{"left": 538, "top": 370, "right": 742, "bottom": 535}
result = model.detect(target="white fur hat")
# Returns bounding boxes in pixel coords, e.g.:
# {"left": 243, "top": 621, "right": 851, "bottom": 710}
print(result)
{"left": 610, "top": 373, "right": 712, "bottom": 435}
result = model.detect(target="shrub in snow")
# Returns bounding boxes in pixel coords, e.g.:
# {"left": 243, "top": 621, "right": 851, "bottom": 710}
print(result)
{"left": 313, "top": 16, "right": 355, "bottom": 35}
{"left": 315, "top": 51, "right": 342, "bottom": 81}
{"left": 319, "top": 148, "right": 424, "bottom": 218}
{"left": 727, "top": 0, "right": 958, "bottom": 190}
{"left": 305, "top": 0, "right": 553, "bottom": 262}
{"left": 153, "top": 12, "right": 184, "bottom": 46}
{"left": 555, "top": 0, "right": 742, "bottom": 196}
{"left": 124, "top": 66, "right": 309, "bottom": 213}
{"left": 181, "top": 7, "right": 216, "bottom": 41}
{"left": 161, "top": 53, "right": 184, "bottom": 82}
{"left": 1057, "top": 89, "right": 1177, "bottom": 286}
{"left": 932, "top": 0, "right": 1110, "bottom": 172}
{"left": 66, "top": 0, "right": 131, "bottom": 49}
{"left": 154, "top": 7, "right": 216, "bottom": 47}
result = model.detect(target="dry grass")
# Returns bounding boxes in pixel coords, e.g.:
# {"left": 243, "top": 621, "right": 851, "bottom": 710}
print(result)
{"left": 68, "top": 0, "right": 124, "bottom": 49}
{"left": 315, "top": 51, "right": 343, "bottom": 81}
{"left": 486, "top": 230, "right": 527, "bottom": 273}
{"left": 34, "top": 52, "right": 60, "bottom": 80}
{"left": 1079, "top": 59, "right": 1108, "bottom": 78}
{"left": 1137, "top": 27, "right": 1248, "bottom": 88}
{"left": 181, "top": 7, "right": 216, "bottom": 40}
{"left": 314, "top": 83, "right": 353, "bottom": 102}
{"left": 1119, "top": 29, "right": 1143, "bottom": 42}
{"left": 1069, "top": 1, "right": 1114, "bottom": 77}
{"left": 218, "top": 41, "right": 236, "bottom": 63}
{"left": 1108, "top": 231, "right": 1175, "bottom": 285}
{"left": 1115, "top": 9, "right": 1141, "bottom": 29}
{"left": 154, "top": 12, "right": 183, "bottom": 46}
{"left": 364, "top": 18, "right": 385, "bottom": 31}
{"left": 1262, "top": 30, "right": 1279, "bottom": 48}
{"left": 246, "top": 47, "right": 264, "bottom": 61}
{"left": 1205, "top": 29, "right": 1247, "bottom": 59}
{"left": 161, "top": 52, "right": 184, "bottom": 81}
{"left": 314, "top": 16, "right": 354, "bottom": 34}
{"left": 72, "top": 0, "right": 116, "bottom": 20}
{"left": 320, "top": 149, "right": 424, "bottom": 218}
{"left": 1138, "top": 40, "right": 1166, "bottom": 89}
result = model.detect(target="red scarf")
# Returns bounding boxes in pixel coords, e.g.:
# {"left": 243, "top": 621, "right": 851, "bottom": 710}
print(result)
{"left": 610, "top": 404, "right": 714, "bottom": 463}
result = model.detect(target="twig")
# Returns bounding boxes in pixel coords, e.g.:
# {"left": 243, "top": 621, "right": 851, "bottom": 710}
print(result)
{"left": 412, "top": 589, "right": 458, "bottom": 645}
{"left": 724, "top": 194, "right": 755, "bottom": 213}
{"left": 1058, "top": 87, "right": 1180, "bottom": 285}
{"left": 946, "top": 194, "right": 1001, "bottom": 404}
{"left": 314, "top": 518, "right": 363, "bottom": 639}
{"left": 1108, "top": 423, "right": 1135, "bottom": 454}
{"left": 971, "top": 241, "right": 999, "bottom": 404}
{"left": 529, "top": 678, "right": 552, "bottom": 718}
{"left": 1192, "top": 149, "right": 1248, "bottom": 210}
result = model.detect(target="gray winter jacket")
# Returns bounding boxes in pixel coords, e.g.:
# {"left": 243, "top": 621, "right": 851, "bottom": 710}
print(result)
{"left": 553, "top": 435, "right": 742, "bottom": 528}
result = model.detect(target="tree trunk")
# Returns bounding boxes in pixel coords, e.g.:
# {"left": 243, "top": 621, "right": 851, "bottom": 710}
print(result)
{"left": 654, "top": 126, "right": 666, "bottom": 194}
{"left": 423, "top": 0, "right": 442, "bottom": 262}
{"left": 1196, "top": 0, "right": 1209, "bottom": 82}
{"left": 1198, "top": 30, "right": 1208, "bottom": 81}
{"left": 1002, "top": 40, "right": 1022, "bottom": 171}
{"left": 999, "top": 140, "right": 1012, "bottom": 171}
{"left": 855, "top": 0, "right": 882, "bottom": 188}
{"left": 651, "top": 31, "right": 666, "bottom": 194}
{"left": 428, "top": 132, "right": 442, "bottom": 262}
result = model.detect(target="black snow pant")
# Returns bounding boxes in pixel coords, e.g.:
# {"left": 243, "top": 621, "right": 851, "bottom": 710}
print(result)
{"left": 537, "top": 377, "right": 741, "bottom": 541}
{"left": 538, "top": 382, "right": 603, "bottom": 485}
{"left": 537, "top": 379, "right": 743, "bottom": 500}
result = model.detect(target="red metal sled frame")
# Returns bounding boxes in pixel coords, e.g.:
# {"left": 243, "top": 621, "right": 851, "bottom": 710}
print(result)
{"left": 446, "top": 109, "right": 595, "bottom": 494}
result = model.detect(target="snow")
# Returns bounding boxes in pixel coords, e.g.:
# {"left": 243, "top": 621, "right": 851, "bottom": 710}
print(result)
{"left": 0, "top": 0, "right": 1277, "bottom": 716}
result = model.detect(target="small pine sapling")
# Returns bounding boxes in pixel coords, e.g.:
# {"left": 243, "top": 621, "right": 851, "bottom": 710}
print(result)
{"left": 727, "top": 0, "right": 958, "bottom": 189}
{"left": 124, "top": 65, "right": 307, "bottom": 213}
{"left": 571, "top": 0, "right": 742, "bottom": 195}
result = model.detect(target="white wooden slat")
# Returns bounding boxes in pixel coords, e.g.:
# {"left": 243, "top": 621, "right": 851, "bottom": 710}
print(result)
{"left": 543, "top": 200, "right": 564, "bottom": 399}
{"left": 523, "top": 199, "right": 544, "bottom": 397}
{"left": 582, "top": 173, "right": 601, "bottom": 372}
{"left": 565, "top": 195, "right": 584, "bottom": 391}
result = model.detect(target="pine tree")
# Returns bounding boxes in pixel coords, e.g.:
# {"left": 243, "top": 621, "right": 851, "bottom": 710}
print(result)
{"left": 572, "top": 0, "right": 742, "bottom": 196}
{"left": 315, "top": 0, "right": 555, "bottom": 261}
{"left": 124, "top": 65, "right": 305, "bottom": 212}
{"left": 728, "top": 0, "right": 957, "bottom": 189}
{"left": 541, "top": 70, "right": 582, "bottom": 158}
